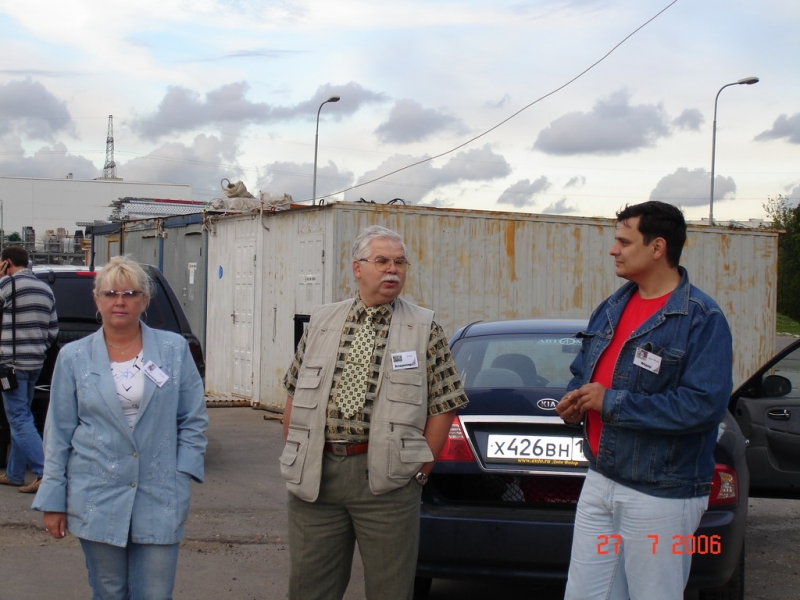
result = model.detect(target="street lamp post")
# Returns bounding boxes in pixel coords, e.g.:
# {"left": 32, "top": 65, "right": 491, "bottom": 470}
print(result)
{"left": 709, "top": 76, "right": 759, "bottom": 225}
{"left": 312, "top": 95, "right": 340, "bottom": 205}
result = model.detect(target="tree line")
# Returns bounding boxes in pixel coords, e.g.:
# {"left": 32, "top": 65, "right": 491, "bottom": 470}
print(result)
{"left": 764, "top": 195, "right": 800, "bottom": 322}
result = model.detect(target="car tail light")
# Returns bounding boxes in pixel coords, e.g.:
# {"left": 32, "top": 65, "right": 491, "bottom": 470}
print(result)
{"left": 708, "top": 463, "right": 738, "bottom": 506}
{"left": 436, "top": 416, "right": 475, "bottom": 462}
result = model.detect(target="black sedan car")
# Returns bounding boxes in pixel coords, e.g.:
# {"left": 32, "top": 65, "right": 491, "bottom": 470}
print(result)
{"left": 416, "top": 319, "right": 800, "bottom": 600}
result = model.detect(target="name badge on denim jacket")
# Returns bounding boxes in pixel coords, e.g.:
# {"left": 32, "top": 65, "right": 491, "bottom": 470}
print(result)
{"left": 633, "top": 347, "right": 661, "bottom": 374}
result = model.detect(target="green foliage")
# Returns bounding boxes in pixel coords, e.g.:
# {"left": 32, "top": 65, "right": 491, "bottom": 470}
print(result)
{"left": 6, "top": 232, "right": 21, "bottom": 242}
{"left": 777, "top": 314, "right": 800, "bottom": 336}
{"left": 764, "top": 195, "right": 800, "bottom": 321}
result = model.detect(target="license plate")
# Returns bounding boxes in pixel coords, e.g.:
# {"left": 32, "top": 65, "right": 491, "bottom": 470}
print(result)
{"left": 486, "top": 434, "right": 588, "bottom": 467}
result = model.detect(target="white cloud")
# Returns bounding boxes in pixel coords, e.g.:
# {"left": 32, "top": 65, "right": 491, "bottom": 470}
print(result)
{"left": 344, "top": 145, "right": 509, "bottom": 203}
{"left": 497, "top": 177, "right": 550, "bottom": 208}
{"left": 0, "top": 79, "right": 75, "bottom": 140}
{"left": 672, "top": 108, "right": 704, "bottom": 132}
{"left": 375, "top": 99, "right": 468, "bottom": 144}
{"left": 649, "top": 167, "right": 736, "bottom": 208}
{"left": 542, "top": 198, "right": 580, "bottom": 215}
{"left": 0, "top": 138, "right": 97, "bottom": 179}
{"left": 533, "top": 90, "right": 670, "bottom": 156}
{"left": 755, "top": 113, "right": 800, "bottom": 144}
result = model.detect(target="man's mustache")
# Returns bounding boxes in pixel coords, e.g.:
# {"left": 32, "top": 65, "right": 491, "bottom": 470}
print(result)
{"left": 381, "top": 274, "right": 401, "bottom": 283}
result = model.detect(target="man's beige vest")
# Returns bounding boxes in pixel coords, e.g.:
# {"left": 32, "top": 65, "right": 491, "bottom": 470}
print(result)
{"left": 280, "top": 297, "right": 435, "bottom": 502}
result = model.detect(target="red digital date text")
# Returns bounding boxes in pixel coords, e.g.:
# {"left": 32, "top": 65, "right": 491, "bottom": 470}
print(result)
{"left": 596, "top": 534, "right": 721, "bottom": 555}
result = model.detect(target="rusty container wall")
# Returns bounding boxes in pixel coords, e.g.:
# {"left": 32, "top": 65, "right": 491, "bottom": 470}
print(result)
{"left": 325, "top": 205, "right": 776, "bottom": 394}
{"left": 204, "top": 203, "right": 777, "bottom": 412}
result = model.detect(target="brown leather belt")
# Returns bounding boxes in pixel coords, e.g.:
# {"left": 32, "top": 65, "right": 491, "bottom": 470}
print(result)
{"left": 324, "top": 442, "right": 369, "bottom": 456}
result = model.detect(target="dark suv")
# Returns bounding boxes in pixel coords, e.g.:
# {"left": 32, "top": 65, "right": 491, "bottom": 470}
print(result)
{"left": 0, "top": 265, "right": 204, "bottom": 466}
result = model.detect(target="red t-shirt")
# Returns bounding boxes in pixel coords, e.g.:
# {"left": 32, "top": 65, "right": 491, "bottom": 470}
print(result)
{"left": 586, "top": 290, "right": 670, "bottom": 456}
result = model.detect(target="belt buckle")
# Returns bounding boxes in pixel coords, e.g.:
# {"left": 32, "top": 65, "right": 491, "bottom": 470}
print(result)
{"left": 330, "top": 443, "right": 349, "bottom": 457}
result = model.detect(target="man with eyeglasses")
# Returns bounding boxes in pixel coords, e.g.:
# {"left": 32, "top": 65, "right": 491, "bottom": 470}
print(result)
{"left": 280, "top": 225, "right": 468, "bottom": 600}
{"left": 0, "top": 246, "right": 58, "bottom": 494}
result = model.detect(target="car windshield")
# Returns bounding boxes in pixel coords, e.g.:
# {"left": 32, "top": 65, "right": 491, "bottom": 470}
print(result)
{"left": 452, "top": 332, "right": 581, "bottom": 389}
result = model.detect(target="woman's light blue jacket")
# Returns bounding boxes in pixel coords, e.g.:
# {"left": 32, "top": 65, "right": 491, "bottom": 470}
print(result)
{"left": 32, "top": 324, "right": 208, "bottom": 547}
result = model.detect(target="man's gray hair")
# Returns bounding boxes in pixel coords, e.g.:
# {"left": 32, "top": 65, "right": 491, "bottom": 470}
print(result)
{"left": 352, "top": 226, "right": 407, "bottom": 260}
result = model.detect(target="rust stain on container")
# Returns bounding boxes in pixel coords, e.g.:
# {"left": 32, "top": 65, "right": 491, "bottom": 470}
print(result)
{"left": 720, "top": 235, "right": 731, "bottom": 272}
{"left": 571, "top": 227, "right": 585, "bottom": 307}
{"left": 504, "top": 221, "right": 517, "bottom": 281}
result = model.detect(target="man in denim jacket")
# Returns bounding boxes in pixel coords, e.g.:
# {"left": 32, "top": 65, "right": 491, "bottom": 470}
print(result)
{"left": 556, "top": 201, "right": 733, "bottom": 600}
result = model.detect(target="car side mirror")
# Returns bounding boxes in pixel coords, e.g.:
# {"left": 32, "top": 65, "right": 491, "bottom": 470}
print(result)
{"left": 763, "top": 375, "right": 792, "bottom": 398}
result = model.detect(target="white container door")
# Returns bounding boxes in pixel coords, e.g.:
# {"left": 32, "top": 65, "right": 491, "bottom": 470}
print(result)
{"left": 232, "top": 239, "right": 255, "bottom": 399}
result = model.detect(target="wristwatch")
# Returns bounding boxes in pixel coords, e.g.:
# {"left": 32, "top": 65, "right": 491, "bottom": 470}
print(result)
{"left": 415, "top": 472, "right": 429, "bottom": 486}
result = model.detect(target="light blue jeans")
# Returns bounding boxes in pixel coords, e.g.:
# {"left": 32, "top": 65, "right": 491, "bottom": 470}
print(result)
{"left": 564, "top": 469, "right": 708, "bottom": 600}
{"left": 2, "top": 368, "right": 43, "bottom": 483}
{"left": 287, "top": 451, "right": 422, "bottom": 600}
{"left": 79, "top": 538, "right": 181, "bottom": 600}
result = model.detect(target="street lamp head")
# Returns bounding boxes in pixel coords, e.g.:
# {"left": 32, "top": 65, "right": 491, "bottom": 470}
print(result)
{"left": 328, "top": 95, "right": 340, "bottom": 103}
{"left": 737, "top": 77, "right": 759, "bottom": 85}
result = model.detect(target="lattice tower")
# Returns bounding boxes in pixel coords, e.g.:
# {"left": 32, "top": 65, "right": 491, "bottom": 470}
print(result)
{"left": 103, "top": 114, "right": 117, "bottom": 179}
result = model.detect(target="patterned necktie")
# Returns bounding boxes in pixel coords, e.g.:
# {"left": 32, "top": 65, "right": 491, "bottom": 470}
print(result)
{"left": 336, "top": 307, "right": 378, "bottom": 418}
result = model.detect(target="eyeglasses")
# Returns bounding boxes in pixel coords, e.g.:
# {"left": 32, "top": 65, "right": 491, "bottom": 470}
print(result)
{"left": 99, "top": 290, "right": 145, "bottom": 300}
{"left": 358, "top": 257, "right": 411, "bottom": 272}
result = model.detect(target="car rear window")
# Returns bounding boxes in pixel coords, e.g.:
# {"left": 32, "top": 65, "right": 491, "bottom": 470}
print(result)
{"left": 452, "top": 333, "right": 581, "bottom": 388}
{"left": 41, "top": 273, "right": 182, "bottom": 332}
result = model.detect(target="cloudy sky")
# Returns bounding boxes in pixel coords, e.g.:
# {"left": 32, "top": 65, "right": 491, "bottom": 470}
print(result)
{"left": 0, "top": 0, "right": 798, "bottom": 227}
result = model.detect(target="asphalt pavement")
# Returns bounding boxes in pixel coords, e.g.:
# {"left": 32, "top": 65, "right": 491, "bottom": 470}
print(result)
{"left": 0, "top": 407, "right": 365, "bottom": 600}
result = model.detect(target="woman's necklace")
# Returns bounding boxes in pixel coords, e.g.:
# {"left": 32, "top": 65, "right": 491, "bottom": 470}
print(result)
{"left": 105, "top": 331, "right": 141, "bottom": 351}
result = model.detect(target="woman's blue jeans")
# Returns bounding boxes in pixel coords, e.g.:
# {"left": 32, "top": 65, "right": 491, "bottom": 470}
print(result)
{"left": 79, "top": 538, "right": 180, "bottom": 600}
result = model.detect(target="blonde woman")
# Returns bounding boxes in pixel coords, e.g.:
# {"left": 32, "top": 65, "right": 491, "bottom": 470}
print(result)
{"left": 32, "top": 256, "right": 208, "bottom": 599}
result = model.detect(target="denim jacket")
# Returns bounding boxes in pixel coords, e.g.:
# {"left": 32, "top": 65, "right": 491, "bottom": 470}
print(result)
{"left": 32, "top": 324, "right": 208, "bottom": 547}
{"left": 568, "top": 267, "right": 733, "bottom": 498}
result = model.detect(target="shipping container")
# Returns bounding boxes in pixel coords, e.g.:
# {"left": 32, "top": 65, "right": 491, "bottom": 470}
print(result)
{"left": 90, "top": 214, "right": 208, "bottom": 349}
{"left": 203, "top": 202, "right": 778, "bottom": 411}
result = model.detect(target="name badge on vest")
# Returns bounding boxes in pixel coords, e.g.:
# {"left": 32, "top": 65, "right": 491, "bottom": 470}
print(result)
{"left": 633, "top": 347, "right": 661, "bottom": 374}
{"left": 391, "top": 351, "right": 419, "bottom": 370}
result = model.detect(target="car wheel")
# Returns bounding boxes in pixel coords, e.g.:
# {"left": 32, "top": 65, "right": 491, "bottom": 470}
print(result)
{"left": 413, "top": 576, "right": 432, "bottom": 600}
{"left": 697, "top": 543, "right": 745, "bottom": 600}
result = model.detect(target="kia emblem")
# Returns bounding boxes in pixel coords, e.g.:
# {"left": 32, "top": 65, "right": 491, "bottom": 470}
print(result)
{"left": 537, "top": 398, "right": 558, "bottom": 410}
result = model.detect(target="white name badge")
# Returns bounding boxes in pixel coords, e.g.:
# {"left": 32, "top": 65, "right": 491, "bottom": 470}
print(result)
{"left": 633, "top": 347, "right": 662, "bottom": 374}
{"left": 391, "top": 351, "right": 419, "bottom": 370}
{"left": 143, "top": 361, "right": 169, "bottom": 387}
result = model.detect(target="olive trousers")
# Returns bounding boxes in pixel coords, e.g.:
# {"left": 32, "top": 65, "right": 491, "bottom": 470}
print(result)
{"left": 287, "top": 451, "right": 422, "bottom": 600}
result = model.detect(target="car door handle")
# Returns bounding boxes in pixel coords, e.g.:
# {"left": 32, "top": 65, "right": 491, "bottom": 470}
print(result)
{"left": 768, "top": 409, "right": 791, "bottom": 421}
